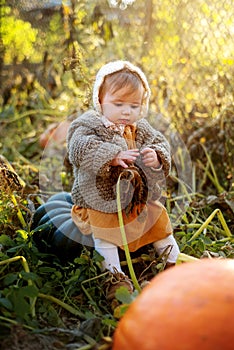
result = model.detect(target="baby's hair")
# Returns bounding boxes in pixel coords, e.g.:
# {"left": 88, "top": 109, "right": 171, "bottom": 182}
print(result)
{"left": 99, "top": 68, "right": 145, "bottom": 103}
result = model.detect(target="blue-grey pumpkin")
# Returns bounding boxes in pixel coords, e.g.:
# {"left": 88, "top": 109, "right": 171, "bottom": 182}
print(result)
{"left": 31, "top": 192, "right": 94, "bottom": 261}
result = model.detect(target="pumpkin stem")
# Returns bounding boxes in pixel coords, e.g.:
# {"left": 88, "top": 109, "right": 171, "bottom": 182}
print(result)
{"left": 188, "top": 208, "right": 232, "bottom": 242}
{"left": 116, "top": 174, "right": 141, "bottom": 293}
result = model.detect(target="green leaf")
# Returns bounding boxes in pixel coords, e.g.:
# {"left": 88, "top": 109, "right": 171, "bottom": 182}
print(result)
{"left": 0, "top": 234, "right": 14, "bottom": 247}
{"left": 198, "top": 238, "right": 206, "bottom": 251}
{"left": 9, "top": 287, "right": 31, "bottom": 319}
{"left": 0, "top": 297, "right": 13, "bottom": 310}
{"left": 115, "top": 286, "right": 135, "bottom": 304}
{"left": 92, "top": 250, "right": 104, "bottom": 263}
{"left": 114, "top": 304, "right": 130, "bottom": 319}
{"left": 3, "top": 273, "right": 18, "bottom": 286}
{"left": 74, "top": 257, "right": 89, "bottom": 265}
{"left": 16, "top": 229, "right": 28, "bottom": 241}
{"left": 201, "top": 236, "right": 213, "bottom": 245}
{"left": 38, "top": 266, "right": 57, "bottom": 273}
{"left": 0, "top": 253, "right": 9, "bottom": 261}
{"left": 102, "top": 317, "right": 118, "bottom": 328}
{"left": 20, "top": 271, "right": 38, "bottom": 282}
{"left": 7, "top": 244, "right": 26, "bottom": 253}
{"left": 15, "top": 297, "right": 30, "bottom": 318}
{"left": 65, "top": 270, "right": 81, "bottom": 285}
{"left": 20, "top": 285, "right": 38, "bottom": 298}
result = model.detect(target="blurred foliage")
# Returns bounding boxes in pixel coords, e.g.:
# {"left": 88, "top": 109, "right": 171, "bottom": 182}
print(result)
{"left": 0, "top": 0, "right": 234, "bottom": 348}
{"left": 1, "top": 6, "right": 38, "bottom": 63}
{"left": 1, "top": 0, "right": 233, "bottom": 117}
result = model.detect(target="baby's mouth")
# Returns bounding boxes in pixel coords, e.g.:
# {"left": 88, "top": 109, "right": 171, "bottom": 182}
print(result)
{"left": 118, "top": 119, "right": 130, "bottom": 125}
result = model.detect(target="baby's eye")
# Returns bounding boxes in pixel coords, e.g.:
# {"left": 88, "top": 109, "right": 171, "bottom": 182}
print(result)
{"left": 114, "top": 103, "right": 123, "bottom": 107}
{"left": 131, "top": 104, "right": 140, "bottom": 109}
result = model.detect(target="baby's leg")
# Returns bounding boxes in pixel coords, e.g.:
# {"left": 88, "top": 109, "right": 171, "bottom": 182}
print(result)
{"left": 93, "top": 237, "right": 123, "bottom": 273}
{"left": 93, "top": 236, "right": 133, "bottom": 299}
{"left": 153, "top": 234, "right": 180, "bottom": 264}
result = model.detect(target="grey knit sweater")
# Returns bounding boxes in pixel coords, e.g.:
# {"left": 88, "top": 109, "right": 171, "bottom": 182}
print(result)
{"left": 67, "top": 110, "right": 171, "bottom": 213}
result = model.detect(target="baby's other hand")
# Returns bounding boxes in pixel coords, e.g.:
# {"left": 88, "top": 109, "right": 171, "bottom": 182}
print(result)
{"left": 111, "top": 149, "right": 140, "bottom": 168}
{"left": 141, "top": 147, "right": 161, "bottom": 168}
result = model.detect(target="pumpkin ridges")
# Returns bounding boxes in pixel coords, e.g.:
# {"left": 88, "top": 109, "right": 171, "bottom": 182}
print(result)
{"left": 32, "top": 191, "right": 95, "bottom": 261}
{"left": 113, "top": 259, "right": 234, "bottom": 350}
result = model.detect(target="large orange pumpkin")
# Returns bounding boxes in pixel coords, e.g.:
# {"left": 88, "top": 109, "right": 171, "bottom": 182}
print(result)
{"left": 113, "top": 258, "right": 234, "bottom": 350}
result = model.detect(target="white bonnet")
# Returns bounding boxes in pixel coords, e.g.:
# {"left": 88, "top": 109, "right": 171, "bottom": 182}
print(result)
{"left": 92, "top": 60, "right": 151, "bottom": 115}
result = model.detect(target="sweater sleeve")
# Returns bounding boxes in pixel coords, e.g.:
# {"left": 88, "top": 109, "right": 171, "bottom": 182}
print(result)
{"left": 67, "top": 111, "right": 124, "bottom": 175}
{"left": 136, "top": 118, "right": 171, "bottom": 177}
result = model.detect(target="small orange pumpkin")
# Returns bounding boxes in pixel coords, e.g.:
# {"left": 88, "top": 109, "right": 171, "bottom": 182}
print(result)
{"left": 113, "top": 258, "right": 234, "bottom": 350}
{"left": 39, "top": 120, "right": 71, "bottom": 148}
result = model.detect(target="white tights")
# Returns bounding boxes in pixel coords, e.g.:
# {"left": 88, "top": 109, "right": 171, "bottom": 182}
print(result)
{"left": 93, "top": 234, "right": 180, "bottom": 273}
{"left": 93, "top": 237, "right": 123, "bottom": 273}
{"left": 153, "top": 234, "right": 180, "bottom": 263}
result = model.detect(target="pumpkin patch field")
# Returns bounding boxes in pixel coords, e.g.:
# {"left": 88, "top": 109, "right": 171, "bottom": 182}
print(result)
{"left": 0, "top": 1, "right": 234, "bottom": 349}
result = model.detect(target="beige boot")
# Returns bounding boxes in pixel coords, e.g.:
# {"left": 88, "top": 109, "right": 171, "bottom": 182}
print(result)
{"left": 104, "top": 269, "right": 134, "bottom": 300}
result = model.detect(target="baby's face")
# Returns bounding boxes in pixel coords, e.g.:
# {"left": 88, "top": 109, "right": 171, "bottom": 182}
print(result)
{"left": 100, "top": 87, "right": 143, "bottom": 125}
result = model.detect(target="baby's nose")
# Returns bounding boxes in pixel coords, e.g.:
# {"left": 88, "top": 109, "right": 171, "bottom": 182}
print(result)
{"left": 122, "top": 105, "right": 131, "bottom": 114}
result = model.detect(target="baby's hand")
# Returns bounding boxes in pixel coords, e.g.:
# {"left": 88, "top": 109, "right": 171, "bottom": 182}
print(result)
{"left": 111, "top": 149, "right": 140, "bottom": 168}
{"left": 141, "top": 147, "right": 161, "bottom": 168}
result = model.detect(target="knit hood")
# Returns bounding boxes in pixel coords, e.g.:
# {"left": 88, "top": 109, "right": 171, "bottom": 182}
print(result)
{"left": 92, "top": 60, "right": 151, "bottom": 116}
